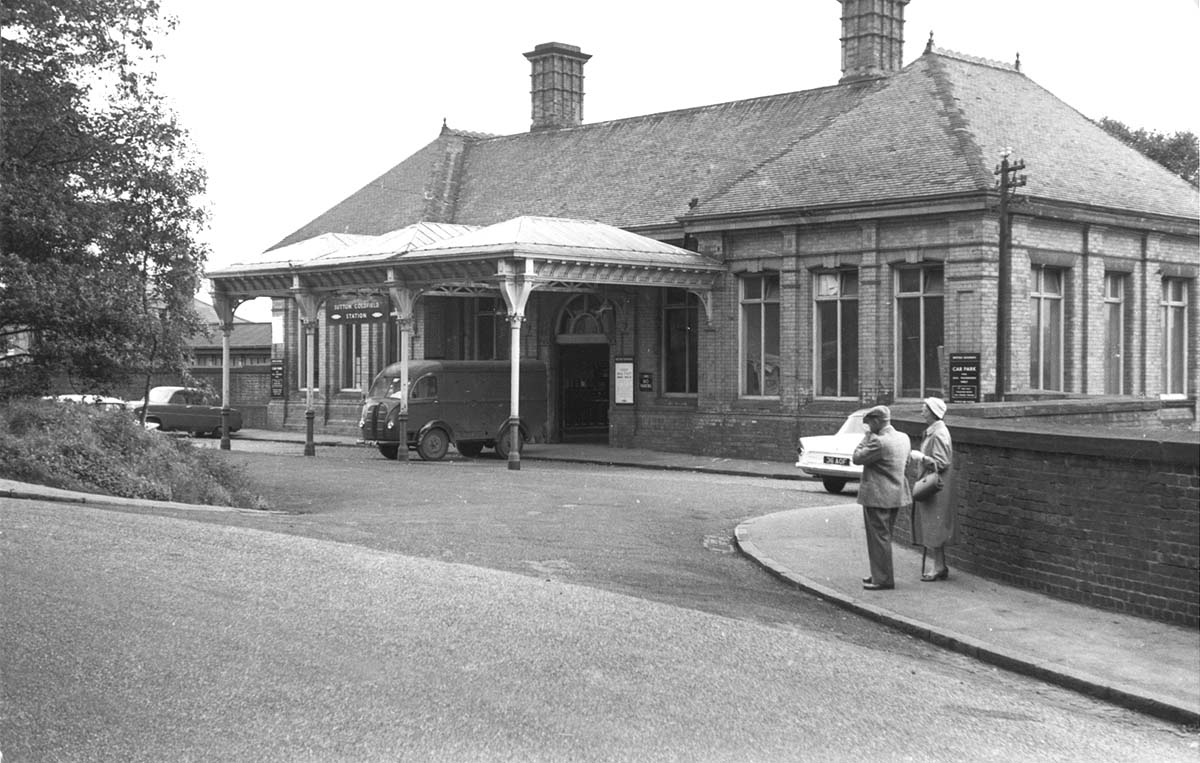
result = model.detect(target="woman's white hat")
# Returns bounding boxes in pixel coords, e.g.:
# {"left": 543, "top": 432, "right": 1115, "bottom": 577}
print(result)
{"left": 923, "top": 397, "right": 947, "bottom": 419}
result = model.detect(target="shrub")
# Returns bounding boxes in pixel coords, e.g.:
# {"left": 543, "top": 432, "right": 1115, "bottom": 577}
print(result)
{"left": 0, "top": 398, "right": 270, "bottom": 509}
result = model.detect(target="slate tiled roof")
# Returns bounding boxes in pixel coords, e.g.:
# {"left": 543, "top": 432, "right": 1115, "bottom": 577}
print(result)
{"left": 450, "top": 85, "right": 877, "bottom": 230}
{"left": 267, "top": 49, "right": 1197, "bottom": 255}
{"left": 189, "top": 323, "right": 271, "bottom": 350}
{"left": 189, "top": 298, "right": 270, "bottom": 349}
{"left": 934, "top": 52, "right": 1198, "bottom": 218}
{"left": 704, "top": 50, "right": 1199, "bottom": 219}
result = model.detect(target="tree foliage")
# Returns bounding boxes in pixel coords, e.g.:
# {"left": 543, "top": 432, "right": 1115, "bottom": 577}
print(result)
{"left": 1098, "top": 117, "right": 1199, "bottom": 187}
{"left": 1, "top": 0, "right": 208, "bottom": 399}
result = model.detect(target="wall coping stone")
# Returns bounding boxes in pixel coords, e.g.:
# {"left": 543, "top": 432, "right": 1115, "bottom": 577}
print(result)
{"left": 893, "top": 414, "right": 1200, "bottom": 466}
{"left": 950, "top": 396, "right": 1175, "bottom": 420}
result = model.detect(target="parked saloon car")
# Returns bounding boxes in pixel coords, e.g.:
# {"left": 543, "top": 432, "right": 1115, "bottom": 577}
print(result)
{"left": 48, "top": 394, "right": 129, "bottom": 412}
{"left": 129, "top": 386, "right": 242, "bottom": 437}
{"left": 795, "top": 409, "right": 869, "bottom": 494}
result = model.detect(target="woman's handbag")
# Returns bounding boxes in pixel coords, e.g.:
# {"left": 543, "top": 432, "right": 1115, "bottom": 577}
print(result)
{"left": 912, "top": 469, "right": 944, "bottom": 501}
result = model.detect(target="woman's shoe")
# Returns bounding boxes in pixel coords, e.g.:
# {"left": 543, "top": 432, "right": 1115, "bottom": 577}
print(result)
{"left": 921, "top": 568, "right": 949, "bottom": 582}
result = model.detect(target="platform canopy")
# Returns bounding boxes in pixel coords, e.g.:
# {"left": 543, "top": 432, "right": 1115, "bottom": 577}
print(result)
{"left": 207, "top": 216, "right": 723, "bottom": 309}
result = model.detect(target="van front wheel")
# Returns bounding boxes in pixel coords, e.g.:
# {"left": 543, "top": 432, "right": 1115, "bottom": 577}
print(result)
{"left": 417, "top": 428, "right": 450, "bottom": 461}
{"left": 378, "top": 444, "right": 399, "bottom": 460}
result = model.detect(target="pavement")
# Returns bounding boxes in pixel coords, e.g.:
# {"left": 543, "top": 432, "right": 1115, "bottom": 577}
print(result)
{"left": 3, "top": 427, "right": 1197, "bottom": 726}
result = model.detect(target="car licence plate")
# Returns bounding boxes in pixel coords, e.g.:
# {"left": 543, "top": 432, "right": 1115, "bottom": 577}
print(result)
{"left": 824, "top": 456, "right": 850, "bottom": 465}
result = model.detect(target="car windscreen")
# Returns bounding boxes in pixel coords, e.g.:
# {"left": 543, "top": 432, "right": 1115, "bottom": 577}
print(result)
{"left": 836, "top": 413, "right": 866, "bottom": 435}
{"left": 147, "top": 388, "right": 177, "bottom": 403}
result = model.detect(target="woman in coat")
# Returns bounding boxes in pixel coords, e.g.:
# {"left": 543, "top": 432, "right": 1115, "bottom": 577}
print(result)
{"left": 911, "top": 397, "right": 958, "bottom": 581}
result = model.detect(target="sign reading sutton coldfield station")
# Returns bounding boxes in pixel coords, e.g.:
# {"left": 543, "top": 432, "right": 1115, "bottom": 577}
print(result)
{"left": 328, "top": 295, "right": 390, "bottom": 323}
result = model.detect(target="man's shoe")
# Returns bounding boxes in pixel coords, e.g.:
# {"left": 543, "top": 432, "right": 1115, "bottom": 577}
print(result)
{"left": 862, "top": 582, "right": 894, "bottom": 590}
{"left": 861, "top": 576, "right": 873, "bottom": 584}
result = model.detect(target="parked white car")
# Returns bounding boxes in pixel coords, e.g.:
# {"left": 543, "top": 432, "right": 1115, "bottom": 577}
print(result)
{"left": 46, "top": 394, "right": 128, "bottom": 412}
{"left": 795, "top": 409, "right": 868, "bottom": 494}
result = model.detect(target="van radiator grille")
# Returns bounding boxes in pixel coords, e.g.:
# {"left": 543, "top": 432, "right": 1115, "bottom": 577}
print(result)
{"left": 365, "top": 403, "right": 386, "bottom": 439}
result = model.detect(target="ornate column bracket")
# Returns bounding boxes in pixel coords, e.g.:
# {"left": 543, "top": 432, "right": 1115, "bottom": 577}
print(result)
{"left": 498, "top": 258, "right": 537, "bottom": 321}
{"left": 687, "top": 288, "right": 716, "bottom": 327}
{"left": 209, "top": 289, "right": 247, "bottom": 331}
{"left": 386, "top": 276, "right": 422, "bottom": 332}
{"left": 290, "top": 276, "right": 323, "bottom": 328}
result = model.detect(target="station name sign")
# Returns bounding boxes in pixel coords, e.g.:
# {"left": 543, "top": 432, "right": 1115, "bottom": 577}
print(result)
{"left": 328, "top": 295, "right": 390, "bottom": 323}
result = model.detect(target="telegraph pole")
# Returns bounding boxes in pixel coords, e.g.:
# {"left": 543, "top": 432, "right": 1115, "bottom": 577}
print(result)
{"left": 994, "top": 148, "right": 1026, "bottom": 401}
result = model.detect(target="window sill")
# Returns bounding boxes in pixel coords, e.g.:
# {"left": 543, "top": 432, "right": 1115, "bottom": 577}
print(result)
{"left": 733, "top": 398, "right": 782, "bottom": 411}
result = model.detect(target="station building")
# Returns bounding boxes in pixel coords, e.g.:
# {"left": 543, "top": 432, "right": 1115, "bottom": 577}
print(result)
{"left": 208, "top": 0, "right": 1199, "bottom": 460}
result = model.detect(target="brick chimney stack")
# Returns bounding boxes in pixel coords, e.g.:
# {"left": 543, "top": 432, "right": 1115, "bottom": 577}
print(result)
{"left": 524, "top": 42, "right": 591, "bottom": 131}
{"left": 838, "top": 0, "right": 909, "bottom": 83}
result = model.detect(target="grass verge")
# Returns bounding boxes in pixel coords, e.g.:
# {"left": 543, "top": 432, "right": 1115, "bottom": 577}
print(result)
{"left": 0, "top": 398, "right": 270, "bottom": 509}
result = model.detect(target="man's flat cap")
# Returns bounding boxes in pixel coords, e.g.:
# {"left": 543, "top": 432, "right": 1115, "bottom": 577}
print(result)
{"left": 863, "top": 405, "right": 891, "bottom": 421}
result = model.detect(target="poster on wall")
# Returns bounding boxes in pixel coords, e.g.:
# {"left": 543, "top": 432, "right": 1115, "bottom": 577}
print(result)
{"left": 614, "top": 357, "right": 634, "bottom": 405}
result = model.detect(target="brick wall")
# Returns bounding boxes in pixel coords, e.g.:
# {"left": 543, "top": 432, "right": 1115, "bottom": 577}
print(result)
{"left": 617, "top": 404, "right": 800, "bottom": 461}
{"left": 893, "top": 416, "right": 1199, "bottom": 626}
{"left": 190, "top": 367, "right": 272, "bottom": 428}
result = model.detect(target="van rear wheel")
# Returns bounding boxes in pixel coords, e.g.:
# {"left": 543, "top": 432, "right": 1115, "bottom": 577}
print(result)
{"left": 417, "top": 428, "right": 450, "bottom": 461}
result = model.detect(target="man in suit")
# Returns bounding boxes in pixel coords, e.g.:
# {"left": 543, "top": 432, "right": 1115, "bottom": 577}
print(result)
{"left": 852, "top": 405, "right": 912, "bottom": 590}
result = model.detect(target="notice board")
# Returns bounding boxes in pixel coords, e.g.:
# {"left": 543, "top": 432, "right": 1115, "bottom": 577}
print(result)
{"left": 614, "top": 357, "right": 634, "bottom": 405}
{"left": 949, "top": 352, "right": 980, "bottom": 403}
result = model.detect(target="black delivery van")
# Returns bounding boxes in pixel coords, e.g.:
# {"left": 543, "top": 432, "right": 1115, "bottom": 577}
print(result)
{"left": 359, "top": 360, "right": 548, "bottom": 460}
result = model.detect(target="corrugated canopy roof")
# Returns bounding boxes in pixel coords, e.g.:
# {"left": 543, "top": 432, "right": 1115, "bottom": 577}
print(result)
{"left": 406, "top": 216, "right": 719, "bottom": 269}
{"left": 207, "top": 217, "right": 722, "bottom": 299}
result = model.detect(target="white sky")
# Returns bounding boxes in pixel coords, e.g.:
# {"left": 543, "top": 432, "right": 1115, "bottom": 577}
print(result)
{"left": 152, "top": 1, "right": 1199, "bottom": 321}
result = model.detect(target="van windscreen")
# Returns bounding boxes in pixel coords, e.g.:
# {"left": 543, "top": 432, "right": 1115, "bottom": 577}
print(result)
{"left": 370, "top": 375, "right": 405, "bottom": 399}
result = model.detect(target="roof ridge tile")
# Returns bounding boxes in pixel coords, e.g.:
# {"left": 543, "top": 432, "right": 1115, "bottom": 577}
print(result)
{"left": 929, "top": 47, "right": 1020, "bottom": 73}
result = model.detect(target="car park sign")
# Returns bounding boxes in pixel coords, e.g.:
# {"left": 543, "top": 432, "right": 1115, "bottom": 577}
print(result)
{"left": 328, "top": 295, "right": 390, "bottom": 323}
{"left": 949, "top": 352, "right": 981, "bottom": 403}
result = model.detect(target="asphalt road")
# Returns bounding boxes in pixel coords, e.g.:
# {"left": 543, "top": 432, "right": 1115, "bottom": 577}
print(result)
{"left": 2, "top": 444, "right": 1197, "bottom": 760}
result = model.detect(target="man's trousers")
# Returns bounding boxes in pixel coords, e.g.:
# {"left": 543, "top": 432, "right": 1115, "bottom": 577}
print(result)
{"left": 862, "top": 505, "right": 900, "bottom": 586}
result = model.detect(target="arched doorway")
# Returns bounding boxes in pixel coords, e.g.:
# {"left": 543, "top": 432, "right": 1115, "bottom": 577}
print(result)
{"left": 556, "top": 295, "right": 614, "bottom": 441}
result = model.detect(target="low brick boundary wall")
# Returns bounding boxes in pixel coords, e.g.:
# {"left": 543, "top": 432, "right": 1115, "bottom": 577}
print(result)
{"left": 893, "top": 417, "right": 1200, "bottom": 627}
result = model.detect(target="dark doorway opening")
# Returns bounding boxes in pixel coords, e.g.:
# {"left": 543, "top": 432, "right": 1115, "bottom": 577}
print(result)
{"left": 559, "top": 344, "right": 609, "bottom": 442}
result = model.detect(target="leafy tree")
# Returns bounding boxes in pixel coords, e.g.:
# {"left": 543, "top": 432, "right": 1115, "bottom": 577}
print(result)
{"left": 1098, "top": 117, "right": 1199, "bottom": 187}
{"left": 1, "top": 0, "right": 208, "bottom": 400}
